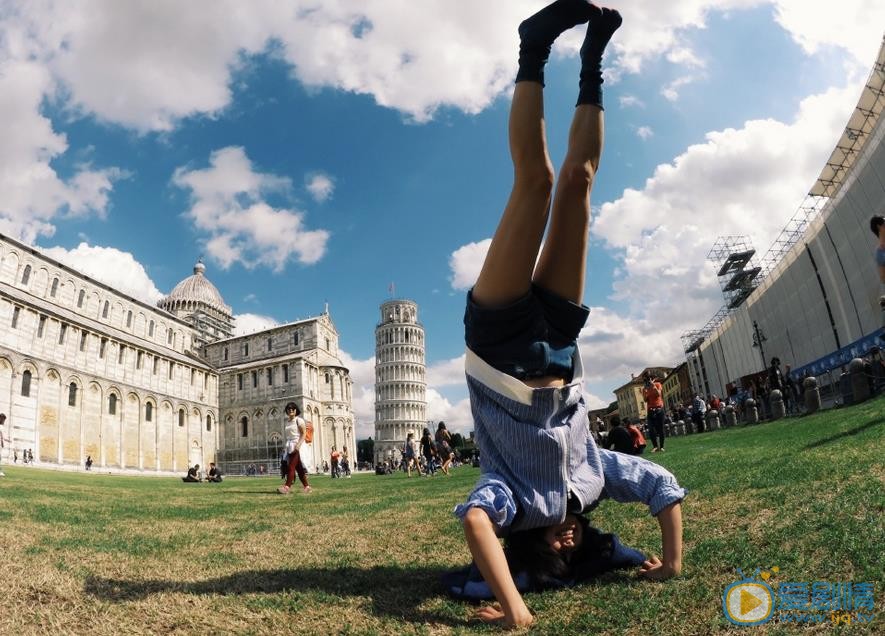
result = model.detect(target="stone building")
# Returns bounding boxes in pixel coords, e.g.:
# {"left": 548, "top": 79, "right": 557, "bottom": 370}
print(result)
{"left": 205, "top": 310, "right": 355, "bottom": 475}
{"left": 661, "top": 361, "right": 692, "bottom": 410}
{"left": 157, "top": 260, "right": 233, "bottom": 346}
{"left": 373, "top": 299, "right": 427, "bottom": 464}
{"left": 0, "top": 232, "right": 354, "bottom": 476}
{"left": 0, "top": 234, "right": 218, "bottom": 472}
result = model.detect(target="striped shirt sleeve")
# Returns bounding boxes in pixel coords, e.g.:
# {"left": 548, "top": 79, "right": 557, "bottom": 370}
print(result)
{"left": 453, "top": 472, "right": 517, "bottom": 532}
{"left": 598, "top": 448, "right": 687, "bottom": 516}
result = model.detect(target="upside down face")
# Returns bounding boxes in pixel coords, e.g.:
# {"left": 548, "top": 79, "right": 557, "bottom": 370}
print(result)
{"left": 544, "top": 514, "right": 584, "bottom": 554}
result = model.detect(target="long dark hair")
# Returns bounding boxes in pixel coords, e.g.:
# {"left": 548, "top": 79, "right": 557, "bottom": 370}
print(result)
{"left": 504, "top": 516, "right": 616, "bottom": 588}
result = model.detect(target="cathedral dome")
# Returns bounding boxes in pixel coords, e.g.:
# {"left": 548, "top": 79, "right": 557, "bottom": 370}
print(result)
{"left": 160, "top": 260, "right": 231, "bottom": 314}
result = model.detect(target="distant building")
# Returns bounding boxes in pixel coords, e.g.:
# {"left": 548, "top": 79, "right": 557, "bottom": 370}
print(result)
{"left": 0, "top": 234, "right": 217, "bottom": 472}
{"left": 373, "top": 299, "right": 427, "bottom": 465}
{"left": 205, "top": 310, "right": 355, "bottom": 476}
{"left": 661, "top": 361, "right": 692, "bottom": 410}
{"left": 613, "top": 366, "right": 673, "bottom": 423}
{"left": 0, "top": 232, "right": 354, "bottom": 475}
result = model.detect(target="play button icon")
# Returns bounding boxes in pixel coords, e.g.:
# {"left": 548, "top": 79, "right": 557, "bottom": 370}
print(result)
{"left": 723, "top": 581, "right": 774, "bottom": 626}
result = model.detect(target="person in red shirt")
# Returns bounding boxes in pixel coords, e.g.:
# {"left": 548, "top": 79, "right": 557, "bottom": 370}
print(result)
{"left": 642, "top": 371, "right": 666, "bottom": 452}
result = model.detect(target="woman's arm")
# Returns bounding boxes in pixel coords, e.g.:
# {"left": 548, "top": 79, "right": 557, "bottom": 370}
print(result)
{"left": 463, "top": 508, "right": 533, "bottom": 628}
{"left": 639, "top": 501, "right": 683, "bottom": 580}
{"left": 296, "top": 418, "right": 305, "bottom": 451}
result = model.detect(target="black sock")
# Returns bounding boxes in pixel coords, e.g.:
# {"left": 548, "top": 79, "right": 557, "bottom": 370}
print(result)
{"left": 577, "top": 6, "right": 622, "bottom": 108}
{"left": 516, "top": 0, "right": 594, "bottom": 86}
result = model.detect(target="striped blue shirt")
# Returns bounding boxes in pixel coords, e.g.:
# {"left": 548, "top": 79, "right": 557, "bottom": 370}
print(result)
{"left": 454, "top": 348, "right": 687, "bottom": 533}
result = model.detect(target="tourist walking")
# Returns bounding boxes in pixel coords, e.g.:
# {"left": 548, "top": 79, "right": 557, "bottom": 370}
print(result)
{"left": 403, "top": 432, "right": 421, "bottom": 477}
{"left": 453, "top": 3, "right": 685, "bottom": 627}
{"left": 420, "top": 428, "right": 437, "bottom": 475}
{"left": 435, "top": 422, "right": 454, "bottom": 476}
{"left": 277, "top": 402, "right": 311, "bottom": 494}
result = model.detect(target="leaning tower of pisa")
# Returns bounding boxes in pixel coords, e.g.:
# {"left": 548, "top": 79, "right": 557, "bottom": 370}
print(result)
{"left": 373, "top": 299, "right": 427, "bottom": 465}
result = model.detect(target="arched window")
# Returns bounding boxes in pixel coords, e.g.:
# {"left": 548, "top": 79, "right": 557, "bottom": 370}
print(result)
{"left": 241, "top": 416, "right": 248, "bottom": 437}
{"left": 68, "top": 382, "right": 77, "bottom": 406}
{"left": 148, "top": 320, "right": 155, "bottom": 337}
{"left": 102, "top": 301, "right": 109, "bottom": 318}
{"left": 145, "top": 402, "right": 153, "bottom": 422}
{"left": 126, "top": 310, "right": 132, "bottom": 328}
{"left": 108, "top": 394, "right": 117, "bottom": 415}
{"left": 21, "top": 264, "right": 31, "bottom": 286}
{"left": 206, "top": 415, "right": 212, "bottom": 432}
{"left": 50, "top": 278, "right": 59, "bottom": 298}
{"left": 20, "top": 369, "right": 32, "bottom": 397}
{"left": 178, "top": 409, "right": 185, "bottom": 427}
{"left": 77, "top": 290, "right": 85, "bottom": 308}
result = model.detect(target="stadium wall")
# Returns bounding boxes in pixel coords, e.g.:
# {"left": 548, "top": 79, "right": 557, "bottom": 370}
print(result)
{"left": 690, "top": 72, "right": 885, "bottom": 398}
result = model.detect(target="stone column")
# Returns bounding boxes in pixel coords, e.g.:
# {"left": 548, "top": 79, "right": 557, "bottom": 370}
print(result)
{"left": 769, "top": 389, "right": 785, "bottom": 420}
{"left": 744, "top": 398, "right": 759, "bottom": 424}
{"left": 705, "top": 409, "right": 720, "bottom": 431}
{"left": 724, "top": 405, "right": 737, "bottom": 427}
{"left": 849, "top": 358, "right": 870, "bottom": 404}
{"left": 803, "top": 376, "right": 821, "bottom": 414}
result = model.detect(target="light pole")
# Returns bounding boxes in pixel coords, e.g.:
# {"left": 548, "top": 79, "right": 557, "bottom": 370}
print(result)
{"left": 752, "top": 321, "right": 767, "bottom": 371}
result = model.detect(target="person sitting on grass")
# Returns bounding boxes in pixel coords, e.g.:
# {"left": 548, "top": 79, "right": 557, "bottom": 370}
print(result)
{"left": 452, "top": 2, "right": 686, "bottom": 628}
{"left": 182, "top": 464, "right": 201, "bottom": 482}
{"left": 206, "top": 462, "right": 223, "bottom": 483}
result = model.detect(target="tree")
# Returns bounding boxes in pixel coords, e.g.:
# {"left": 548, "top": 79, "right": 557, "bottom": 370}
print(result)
{"left": 450, "top": 432, "right": 464, "bottom": 448}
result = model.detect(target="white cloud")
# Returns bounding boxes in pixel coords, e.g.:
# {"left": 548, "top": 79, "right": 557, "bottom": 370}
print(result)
{"left": 772, "top": 0, "right": 885, "bottom": 68}
{"left": 0, "top": 60, "right": 124, "bottom": 243}
{"left": 173, "top": 146, "right": 330, "bottom": 272}
{"left": 666, "top": 46, "right": 706, "bottom": 69}
{"left": 661, "top": 75, "right": 697, "bottom": 102}
{"left": 38, "top": 243, "right": 164, "bottom": 304}
{"left": 590, "top": 83, "right": 860, "bottom": 386}
{"left": 619, "top": 94, "right": 645, "bottom": 109}
{"left": 636, "top": 125, "right": 654, "bottom": 140}
{"left": 449, "top": 238, "right": 490, "bottom": 291}
{"left": 233, "top": 313, "right": 278, "bottom": 336}
{"left": 427, "top": 355, "right": 466, "bottom": 387}
{"left": 426, "top": 389, "right": 474, "bottom": 436}
{"left": 0, "top": 0, "right": 880, "bottom": 139}
{"left": 305, "top": 172, "right": 335, "bottom": 203}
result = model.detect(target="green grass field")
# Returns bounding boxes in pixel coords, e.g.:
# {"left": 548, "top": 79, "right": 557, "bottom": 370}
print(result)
{"left": 1, "top": 396, "right": 883, "bottom": 635}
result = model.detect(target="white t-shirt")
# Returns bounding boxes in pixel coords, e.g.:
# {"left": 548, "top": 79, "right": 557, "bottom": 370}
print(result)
{"left": 284, "top": 416, "right": 304, "bottom": 454}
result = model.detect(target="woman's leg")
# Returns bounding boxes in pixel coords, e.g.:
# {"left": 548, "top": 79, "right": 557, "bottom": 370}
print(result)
{"left": 471, "top": 81, "right": 553, "bottom": 308}
{"left": 533, "top": 7, "right": 621, "bottom": 303}
{"left": 472, "top": 1, "right": 594, "bottom": 309}
{"left": 285, "top": 452, "right": 297, "bottom": 488}
{"left": 293, "top": 452, "right": 309, "bottom": 489}
{"left": 532, "top": 105, "right": 601, "bottom": 303}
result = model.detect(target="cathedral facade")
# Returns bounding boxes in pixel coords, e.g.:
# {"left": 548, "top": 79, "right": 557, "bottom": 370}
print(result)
{"left": 0, "top": 233, "right": 354, "bottom": 475}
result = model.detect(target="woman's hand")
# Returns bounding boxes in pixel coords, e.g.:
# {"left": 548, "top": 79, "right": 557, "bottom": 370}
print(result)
{"left": 472, "top": 603, "right": 534, "bottom": 628}
{"left": 638, "top": 555, "right": 681, "bottom": 580}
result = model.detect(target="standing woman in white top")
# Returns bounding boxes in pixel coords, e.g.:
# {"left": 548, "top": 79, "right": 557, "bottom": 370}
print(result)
{"left": 277, "top": 402, "right": 312, "bottom": 494}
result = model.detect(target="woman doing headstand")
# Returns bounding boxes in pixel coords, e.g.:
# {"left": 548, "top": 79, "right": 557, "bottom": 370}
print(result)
{"left": 454, "top": 1, "right": 686, "bottom": 628}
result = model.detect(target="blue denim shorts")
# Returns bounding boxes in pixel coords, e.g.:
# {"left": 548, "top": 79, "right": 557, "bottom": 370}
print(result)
{"left": 464, "top": 284, "right": 590, "bottom": 381}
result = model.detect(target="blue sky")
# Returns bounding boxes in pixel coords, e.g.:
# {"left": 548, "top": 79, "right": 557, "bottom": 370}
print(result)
{"left": 1, "top": 1, "right": 882, "bottom": 437}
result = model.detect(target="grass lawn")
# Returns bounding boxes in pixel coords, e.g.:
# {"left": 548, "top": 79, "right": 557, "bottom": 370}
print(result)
{"left": 1, "top": 396, "right": 883, "bottom": 635}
